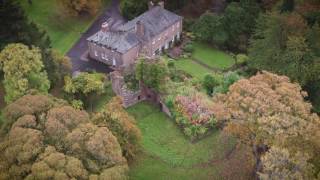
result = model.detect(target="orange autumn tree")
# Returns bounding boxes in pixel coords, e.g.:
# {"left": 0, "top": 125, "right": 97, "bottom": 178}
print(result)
{"left": 214, "top": 71, "right": 320, "bottom": 179}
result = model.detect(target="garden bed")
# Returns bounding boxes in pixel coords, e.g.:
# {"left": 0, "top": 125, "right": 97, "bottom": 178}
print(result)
{"left": 165, "top": 83, "right": 218, "bottom": 141}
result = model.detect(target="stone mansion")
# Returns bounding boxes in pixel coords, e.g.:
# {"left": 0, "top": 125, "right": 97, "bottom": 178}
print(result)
{"left": 87, "top": 1, "right": 183, "bottom": 69}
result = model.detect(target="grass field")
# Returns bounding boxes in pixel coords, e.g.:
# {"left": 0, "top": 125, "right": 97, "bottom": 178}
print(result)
{"left": 19, "top": 0, "right": 108, "bottom": 54}
{"left": 192, "top": 43, "right": 235, "bottom": 70}
{"left": 127, "top": 102, "right": 236, "bottom": 180}
{"left": 174, "top": 58, "right": 212, "bottom": 79}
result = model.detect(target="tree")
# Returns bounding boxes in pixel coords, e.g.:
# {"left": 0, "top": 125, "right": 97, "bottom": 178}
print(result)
{"left": 44, "top": 49, "right": 72, "bottom": 86}
{"left": 120, "top": 0, "right": 148, "bottom": 20}
{"left": 214, "top": 71, "right": 320, "bottom": 178}
{"left": 202, "top": 74, "right": 222, "bottom": 96}
{"left": 0, "top": 0, "right": 50, "bottom": 50}
{"left": 64, "top": 72, "right": 106, "bottom": 111}
{"left": 93, "top": 97, "right": 141, "bottom": 161}
{"left": 259, "top": 147, "right": 314, "bottom": 180}
{"left": 248, "top": 12, "right": 320, "bottom": 111}
{"left": 192, "top": 12, "right": 228, "bottom": 46}
{"left": 135, "top": 59, "right": 169, "bottom": 93}
{"left": 58, "top": 0, "right": 102, "bottom": 16}
{"left": 0, "top": 43, "right": 50, "bottom": 103}
{"left": 0, "top": 94, "right": 128, "bottom": 179}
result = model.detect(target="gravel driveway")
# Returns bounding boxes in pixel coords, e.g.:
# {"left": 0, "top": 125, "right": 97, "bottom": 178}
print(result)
{"left": 66, "top": 0, "right": 125, "bottom": 75}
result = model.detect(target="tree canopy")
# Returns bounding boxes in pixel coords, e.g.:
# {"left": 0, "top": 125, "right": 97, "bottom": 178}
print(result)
{"left": 213, "top": 71, "right": 320, "bottom": 178}
{"left": 0, "top": 94, "right": 128, "bottom": 179}
{"left": 0, "top": 0, "right": 50, "bottom": 50}
{"left": 0, "top": 43, "right": 50, "bottom": 103}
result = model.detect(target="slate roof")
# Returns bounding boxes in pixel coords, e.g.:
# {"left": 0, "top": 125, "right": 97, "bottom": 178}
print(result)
{"left": 87, "top": 6, "right": 182, "bottom": 54}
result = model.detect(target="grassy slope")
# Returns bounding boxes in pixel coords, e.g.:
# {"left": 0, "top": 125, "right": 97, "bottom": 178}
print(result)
{"left": 127, "top": 102, "right": 236, "bottom": 180}
{"left": 19, "top": 0, "right": 104, "bottom": 54}
{"left": 192, "top": 42, "right": 235, "bottom": 70}
{"left": 174, "top": 58, "right": 212, "bottom": 79}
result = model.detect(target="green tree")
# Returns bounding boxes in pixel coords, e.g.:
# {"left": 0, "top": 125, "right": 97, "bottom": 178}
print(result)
{"left": 120, "top": 0, "right": 148, "bottom": 20}
{"left": 248, "top": 12, "right": 320, "bottom": 111}
{"left": 135, "top": 59, "right": 168, "bottom": 93}
{"left": 0, "top": 43, "right": 50, "bottom": 103}
{"left": 44, "top": 49, "right": 72, "bottom": 86}
{"left": 202, "top": 74, "right": 222, "bottom": 96}
{"left": 192, "top": 12, "right": 228, "bottom": 46}
{"left": 0, "top": 0, "right": 50, "bottom": 50}
{"left": 64, "top": 72, "right": 106, "bottom": 111}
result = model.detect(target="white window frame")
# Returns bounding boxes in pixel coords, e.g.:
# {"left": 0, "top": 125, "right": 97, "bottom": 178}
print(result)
{"left": 94, "top": 51, "right": 98, "bottom": 57}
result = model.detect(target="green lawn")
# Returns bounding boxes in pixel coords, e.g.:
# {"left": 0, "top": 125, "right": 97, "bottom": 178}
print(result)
{"left": 92, "top": 85, "right": 115, "bottom": 112}
{"left": 127, "top": 102, "right": 236, "bottom": 180}
{"left": 174, "top": 58, "right": 212, "bottom": 79}
{"left": 19, "top": 0, "right": 108, "bottom": 54}
{"left": 192, "top": 42, "right": 235, "bottom": 70}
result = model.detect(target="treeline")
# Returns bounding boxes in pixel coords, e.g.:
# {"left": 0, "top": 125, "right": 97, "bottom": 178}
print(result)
{"left": 190, "top": 0, "right": 320, "bottom": 111}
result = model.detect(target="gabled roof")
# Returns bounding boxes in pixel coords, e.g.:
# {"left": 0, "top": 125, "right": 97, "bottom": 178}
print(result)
{"left": 117, "top": 6, "right": 182, "bottom": 41}
{"left": 87, "top": 6, "right": 182, "bottom": 54}
{"left": 87, "top": 31, "right": 140, "bottom": 53}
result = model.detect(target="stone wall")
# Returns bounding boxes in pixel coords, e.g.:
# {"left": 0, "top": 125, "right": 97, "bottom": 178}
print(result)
{"left": 110, "top": 71, "right": 145, "bottom": 108}
{"left": 110, "top": 71, "right": 172, "bottom": 117}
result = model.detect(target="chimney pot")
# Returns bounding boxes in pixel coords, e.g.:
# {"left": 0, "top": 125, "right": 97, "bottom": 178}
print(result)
{"left": 101, "top": 22, "right": 109, "bottom": 33}
{"left": 148, "top": 1, "right": 154, "bottom": 10}
{"left": 158, "top": 1, "right": 164, "bottom": 8}
{"left": 136, "top": 21, "right": 145, "bottom": 37}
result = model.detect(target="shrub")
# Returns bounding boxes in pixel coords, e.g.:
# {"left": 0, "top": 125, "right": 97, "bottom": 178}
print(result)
{"left": 236, "top": 54, "right": 249, "bottom": 65}
{"left": 183, "top": 42, "right": 194, "bottom": 53}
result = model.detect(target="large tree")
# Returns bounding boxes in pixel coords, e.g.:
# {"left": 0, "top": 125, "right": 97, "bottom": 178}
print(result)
{"left": 0, "top": 0, "right": 50, "bottom": 50}
{"left": 0, "top": 94, "right": 128, "bottom": 179}
{"left": 64, "top": 72, "right": 106, "bottom": 111}
{"left": 0, "top": 43, "right": 50, "bottom": 103}
{"left": 214, "top": 71, "right": 320, "bottom": 178}
{"left": 248, "top": 12, "right": 320, "bottom": 111}
{"left": 93, "top": 97, "right": 141, "bottom": 161}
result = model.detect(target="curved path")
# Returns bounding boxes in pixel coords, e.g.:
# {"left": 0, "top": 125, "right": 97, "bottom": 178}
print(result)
{"left": 67, "top": 0, "right": 125, "bottom": 74}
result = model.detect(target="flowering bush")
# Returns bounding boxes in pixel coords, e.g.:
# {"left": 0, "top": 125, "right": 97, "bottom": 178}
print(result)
{"left": 166, "top": 85, "right": 217, "bottom": 140}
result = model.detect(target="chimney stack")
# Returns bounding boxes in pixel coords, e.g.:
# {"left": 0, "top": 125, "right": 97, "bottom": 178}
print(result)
{"left": 101, "top": 22, "right": 109, "bottom": 33}
{"left": 158, "top": 1, "right": 164, "bottom": 8}
{"left": 148, "top": 1, "right": 154, "bottom": 10}
{"left": 136, "top": 21, "right": 145, "bottom": 37}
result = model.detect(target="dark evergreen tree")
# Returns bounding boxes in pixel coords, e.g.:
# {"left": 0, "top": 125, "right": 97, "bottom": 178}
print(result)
{"left": 0, "top": 0, "right": 51, "bottom": 50}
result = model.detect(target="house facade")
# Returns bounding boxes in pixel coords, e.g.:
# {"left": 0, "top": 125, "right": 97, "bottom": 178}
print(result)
{"left": 87, "top": 1, "right": 183, "bottom": 69}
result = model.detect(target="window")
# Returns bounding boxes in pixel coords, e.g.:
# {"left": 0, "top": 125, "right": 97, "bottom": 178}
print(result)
{"left": 101, "top": 53, "right": 105, "bottom": 59}
{"left": 158, "top": 36, "right": 161, "bottom": 41}
{"left": 94, "top": 51, "right": 98, "bottom": 56}
{"left": 152, "top": 40, "right": 155, "bottom": 45}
